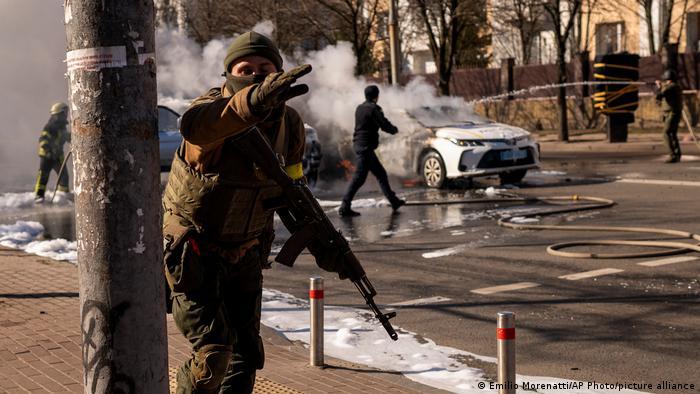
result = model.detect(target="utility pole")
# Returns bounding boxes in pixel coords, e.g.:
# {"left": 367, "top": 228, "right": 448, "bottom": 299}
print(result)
{"left": 64, "top": 1, "right": 168, "bottom": 393}
{"left": 388, "top": 0, "right": 401, "bottom": 86}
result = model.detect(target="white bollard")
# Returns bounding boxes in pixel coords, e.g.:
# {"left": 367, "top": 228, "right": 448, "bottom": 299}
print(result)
{"left": 497, "top": 311, "right": 516, "bottom": 394}
{"left": 309, "top": 276, "right": 324, "bottom": 367}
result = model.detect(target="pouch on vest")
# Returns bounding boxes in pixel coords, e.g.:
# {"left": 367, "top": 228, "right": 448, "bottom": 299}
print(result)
{"left": 163, "top": 222, "right": 205, "bottom": 293}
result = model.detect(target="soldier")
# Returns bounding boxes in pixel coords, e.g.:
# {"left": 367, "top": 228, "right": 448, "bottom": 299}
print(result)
{"left": 655, "top": 69, "right": 683, "bottom": 163}
{"left": 339, "top": 85, "right": 405, "bottom": 217}
{"left": 34, "top": 102, "right": 70, "bottom": 203}
{"left": 162, "top": 32, "right": 323, "bottom": 393}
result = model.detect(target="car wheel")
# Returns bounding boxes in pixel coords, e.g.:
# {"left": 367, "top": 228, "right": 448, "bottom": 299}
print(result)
{"left": 499, "top": 169, "right": 527, "bottom": 185}
{"left": 421, "top": 151, "right": 446, "bottom": 188}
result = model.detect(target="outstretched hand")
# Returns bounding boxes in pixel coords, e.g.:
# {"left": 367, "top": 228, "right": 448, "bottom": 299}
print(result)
{"left": 249, "top": 64, "right": 312, "bottom": 115}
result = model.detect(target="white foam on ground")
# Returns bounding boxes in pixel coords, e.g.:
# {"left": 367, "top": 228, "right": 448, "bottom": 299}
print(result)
{"left": 508, "top": 216, "right": 540, "bottom": 224}
{"left": 0, "top": 191, "right": 73, "bottom": 211}
{"left": 422, "top": 245, "right": 468, "bottom": 259}
{"left": 318, "top": 197, "right": 389, "bottom": 209}
{"left": 0, "top": 221, "right": 76, "bottom": 262}
{"left": 261, "top": 288, "right": 646, "bottom": 393}
{"left": 533, "top": 170, "right": 567, "bottom": 176}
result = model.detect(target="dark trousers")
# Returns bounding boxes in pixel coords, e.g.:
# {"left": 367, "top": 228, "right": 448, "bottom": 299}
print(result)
{"left": 663, "top": 112, "right": 682, "bottom": 160}
{"left": 34, "top": 156, "right": 69, "bottom": 197}
{"left": 173, "top": 247, "right": 264, "bottom": 394}
{"left": 342, "top": 150, "right": 398, "bottom": 208}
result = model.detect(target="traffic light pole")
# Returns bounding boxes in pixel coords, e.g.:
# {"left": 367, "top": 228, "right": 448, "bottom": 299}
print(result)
{"left": 64, "top": 2, "right": 168, "bottom": 392}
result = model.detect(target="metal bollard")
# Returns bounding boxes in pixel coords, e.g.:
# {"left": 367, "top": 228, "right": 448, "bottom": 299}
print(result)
{"left": 497, "top": 311, "right": 516, "bottom": 394}
{"left": 309, "top": 277, "right": 324, "bottom": 367}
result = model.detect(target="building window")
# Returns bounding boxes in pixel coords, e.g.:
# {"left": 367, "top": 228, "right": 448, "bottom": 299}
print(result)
{"left": 596, "top": 22, "right": 625, "bottom": 55}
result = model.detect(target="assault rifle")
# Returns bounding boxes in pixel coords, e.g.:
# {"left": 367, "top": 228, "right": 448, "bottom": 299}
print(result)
{"left": 264, "top": 184, "right": 398, "bottom": 341}
{"left": 233, "top": 127, "right": 398, "bottom": 341}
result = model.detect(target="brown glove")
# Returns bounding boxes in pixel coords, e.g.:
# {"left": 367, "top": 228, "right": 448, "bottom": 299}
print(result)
{"left": 249, "top": 64, "right": 312, "bottom": 116}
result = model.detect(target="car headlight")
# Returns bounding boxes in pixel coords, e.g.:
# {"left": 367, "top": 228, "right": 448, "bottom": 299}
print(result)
{"left": 445, "top": 137, "right": 485, "bottom": 147}
{"left": 515, "top": 135, "right": 532, "bottom": 142}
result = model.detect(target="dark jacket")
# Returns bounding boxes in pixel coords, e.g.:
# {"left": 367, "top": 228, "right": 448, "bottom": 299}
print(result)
{"left": 353, "top": 101, "right": 398, "bottom": 153}
{"left": 656, "top": 82, "right": 682, "bottom": 114}
{"left": 38, "top": 116, "right": 70, "bottom": 158}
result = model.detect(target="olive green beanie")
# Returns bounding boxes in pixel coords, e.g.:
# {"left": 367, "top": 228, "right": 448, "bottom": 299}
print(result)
{"left": 223, "top": 31, "right": 283, "bottom": 72}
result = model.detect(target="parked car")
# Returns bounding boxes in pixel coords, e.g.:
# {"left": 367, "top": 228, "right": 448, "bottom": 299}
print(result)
{"left": 158, "top": 105, "right": 182, "bottom": 170}
{"left": 375, "top": 106, "right": 540, "bottom": 188}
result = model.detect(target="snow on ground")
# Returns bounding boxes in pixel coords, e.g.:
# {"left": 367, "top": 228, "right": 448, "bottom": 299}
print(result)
{"left": 318, "top": 197, "right": 389, "bottom": 209}
{"left": 422, "top": 244, "right": 468, "bottom": 259}
{"left": 261, "top": 288, "right": 648, "bottom": 394}
{"left": 0, "top": 191, "right": 73, "bottom": 211}
{"left": 532, "top": 170, "right": 567, "bottom": 176}
{"left": 508, "top": 216, "right": 540, "bottom": 224}
{"left": 0, "top": 221, "right": 76, "bottom": 262}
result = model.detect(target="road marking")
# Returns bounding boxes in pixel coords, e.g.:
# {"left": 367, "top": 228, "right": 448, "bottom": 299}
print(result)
{"left": 471, "top": 282, "right": 540, "bottom": 295}
{"left": 637, "top": 255, "right": 699, "bottom": 267}
{"left": 558, "top": 268, "right": 624, "bottom": 280}
{"left": 617, "top": 178, "right": 700, "bottom": 187}
{"left": 389, "top": 296, "right": 452, "bottom": 306}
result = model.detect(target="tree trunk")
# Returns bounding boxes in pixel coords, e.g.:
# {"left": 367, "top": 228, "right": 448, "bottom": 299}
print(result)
{"left": 64, "top": 1, "right": 168, "bottom": 392}
{"left": 557, "top": 53, "right": 569, "bottom": 141}
{"left": 644, "top": 3, "right": 656, "bottom": 55}
{"left": 438, "top": 67, "right": 451, "bottom": 95}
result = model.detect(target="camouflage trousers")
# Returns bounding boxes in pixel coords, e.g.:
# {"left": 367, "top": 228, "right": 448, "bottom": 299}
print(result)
{"left": 172, "top": 246, "right": 264, "bottom": 394}
{"left": 663, "top": 112, "right": 682, "bottom": 161}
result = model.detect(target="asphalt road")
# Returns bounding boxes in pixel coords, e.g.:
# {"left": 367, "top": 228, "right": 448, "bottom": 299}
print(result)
{"left": 3, "top": 147, "right": 698, "bottom": 392}
{"left": 264, "top": 150, "right": 700, "bottom": 392}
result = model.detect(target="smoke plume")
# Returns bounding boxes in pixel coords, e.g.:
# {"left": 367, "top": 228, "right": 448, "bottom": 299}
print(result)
{"left": 0, "top": 1, "right": 68, "bottom": 191}
{"left": 0, "top": 9, "right": 473, "bottom": 192}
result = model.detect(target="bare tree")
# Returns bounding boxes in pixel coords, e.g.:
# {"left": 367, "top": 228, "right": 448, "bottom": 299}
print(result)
{"left": 490, "top": 0, "right": 546, "bottom": 65}
{"left": 311, "top": 0, "right": 383, "bottom": 75}
{"left": 626, "top": 0, "right": 699, "bottom": 54}
{"left": 410, "top": 0, "right": 463, "bottom": 95}
{"left": 155, "top": 0, "right": 337, "bottom": 59}
{"left": 543, "top": 0, "right": 582, "bottom": 141}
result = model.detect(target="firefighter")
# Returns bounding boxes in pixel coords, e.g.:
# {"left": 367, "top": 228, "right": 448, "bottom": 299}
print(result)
{"left": 34, "top": 102, "right": 70, "bottom": 203}
{"left": 655, "top": 69, "right": 683, "bottom": 163}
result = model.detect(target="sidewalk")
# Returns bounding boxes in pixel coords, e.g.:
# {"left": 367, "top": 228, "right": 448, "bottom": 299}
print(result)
{"left": 537, "top": 130, "right": 699, "bottom": 154}
{"left": 0, "top": 247, "right": 441, "bottom": 394}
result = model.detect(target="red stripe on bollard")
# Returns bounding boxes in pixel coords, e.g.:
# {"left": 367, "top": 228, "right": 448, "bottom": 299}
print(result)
{"left": 309, "top": 290, "right": 324, "bottom": 299}
{"left": 497, "top": 327, "right": 515, "bottom": 340}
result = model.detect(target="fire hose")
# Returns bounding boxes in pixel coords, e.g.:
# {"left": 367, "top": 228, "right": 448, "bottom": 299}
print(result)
{"left": 49, "top": 150, "right": 72, "bottom": 204}
{"left": 681, "top": 109, "right": 700, "bottom": 152}
{"left": 407, "top": 195, "right": 700, "bottom": 259}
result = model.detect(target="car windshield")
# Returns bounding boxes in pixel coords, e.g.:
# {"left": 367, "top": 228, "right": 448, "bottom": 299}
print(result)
{"left": 407, "top": 106, "right": 492, "bottom": 128}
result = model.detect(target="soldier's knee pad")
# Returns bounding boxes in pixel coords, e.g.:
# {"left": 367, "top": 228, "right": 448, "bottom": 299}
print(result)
{"left": 190, "top": 344, "right": 233, "bottom": 391}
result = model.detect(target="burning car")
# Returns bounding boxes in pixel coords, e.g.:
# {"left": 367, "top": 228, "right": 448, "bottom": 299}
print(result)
{"left": 375, "top": 106, "right": 540, "bottom": 188}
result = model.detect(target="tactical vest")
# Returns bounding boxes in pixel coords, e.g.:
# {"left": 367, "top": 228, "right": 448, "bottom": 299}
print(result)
{"left": 163, "top": 118, "right": 290, "bottom": 244}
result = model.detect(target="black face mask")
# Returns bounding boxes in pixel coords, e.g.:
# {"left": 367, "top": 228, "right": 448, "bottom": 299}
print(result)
{"left": 224, "top": 72, "right": 268, "bottom": 94}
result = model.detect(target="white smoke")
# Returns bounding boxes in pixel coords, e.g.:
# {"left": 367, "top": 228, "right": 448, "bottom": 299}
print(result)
{"left": 0, "top": 9, "right": 473, "bottom": 193}
{"left": 156, "top": 20, "right": 278, "bottom": 113}
{"left": 0, "top": 1, "right": 68, "bottom": 192}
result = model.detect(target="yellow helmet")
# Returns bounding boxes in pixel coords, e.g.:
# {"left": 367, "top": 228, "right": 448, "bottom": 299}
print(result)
{"left": 50, "top": 102, "right": 68, "bottom": 115}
